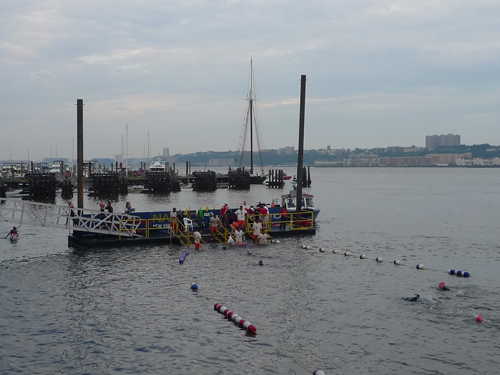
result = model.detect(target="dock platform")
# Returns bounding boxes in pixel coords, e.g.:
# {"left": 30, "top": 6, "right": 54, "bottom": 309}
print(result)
{"left": 68, "top": 225, "right": 316, "bottom": 248}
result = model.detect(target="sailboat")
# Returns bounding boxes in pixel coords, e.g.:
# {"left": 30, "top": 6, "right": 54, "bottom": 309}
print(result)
{"left": 236, "top": 59, "right": 267, "bottom": 184}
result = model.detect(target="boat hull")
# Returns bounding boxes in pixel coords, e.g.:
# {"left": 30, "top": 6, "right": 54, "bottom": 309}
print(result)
{"left": 250, "top": 175, "right": 267, "bottom": 184}
{"left": 74, "top": 206, "right": 319, "bottom": 235}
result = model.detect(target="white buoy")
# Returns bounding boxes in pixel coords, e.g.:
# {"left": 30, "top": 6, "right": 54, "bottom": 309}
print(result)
{"left": 332, "top": 249, "right": 340, "bottom": 254}
{"left": 275, "top": 240, "right": 280, "bottom": 244}
{"left": 344, "top": 251, "right": 351, "bottom": 256}
{"left": 375, "top": 257, "right": 383, "bottom": 262}
{"left": 416, "top": 264, "right": 425, "bottom": 270}
{"left": 319, "top": 247, "right": 325, "bottom": 252}
{"left": 313, "top": 370, "right": 326, "bottom": 375}
{"left": 234, "top": 316, "right": 242, "bottom": 324}
{"left": 393, "top": 260, "right": 401, "bottom": 265}
{"left": 301, "top": 245, "right": 306, "bottom": 249}
{"left": 306, "top": 245, "right": 312, "bottom": 250}
{"left": 360, "top": 254, "right": 367, "bottom": 259}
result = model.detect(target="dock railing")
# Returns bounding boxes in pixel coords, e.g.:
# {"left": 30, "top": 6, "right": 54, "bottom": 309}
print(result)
{"left": 245, "top": 210, "right": 315, "bottom": 234}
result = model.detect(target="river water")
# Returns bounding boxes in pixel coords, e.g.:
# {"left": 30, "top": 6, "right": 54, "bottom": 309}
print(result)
{"left": 1, "top": 167, "right": 499, "bottom": 375}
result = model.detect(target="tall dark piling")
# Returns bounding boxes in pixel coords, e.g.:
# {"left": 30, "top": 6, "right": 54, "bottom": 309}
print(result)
{"left": 267, "top": 169, "right": 284, "bottom": 188}
{"left": 0, "top": 179, "right": 6, "bottom": 198}
{"left": 192, "top": 171, "right": 217, "bottom": 191}
{"left": 296, "top": 75, "right": 306, "bottom": 214}
{"left": 228, "top": 167, "right": 250, "bottom": 189}
{"left": 77, "top": 99, "right": 84, "bottom": 209}
{"left": 61, "top": 178, "right": 73, "bottom": 199}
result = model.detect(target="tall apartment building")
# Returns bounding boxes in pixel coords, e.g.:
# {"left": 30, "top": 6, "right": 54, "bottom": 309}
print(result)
{"left": 162, "top": 148, "right": 170, "bottom": 157}
{"left": 426, "top": 134, "right": 460, "bottom": 149}
{"left": 277, "top": 146, "right": 295, "bottom": 155}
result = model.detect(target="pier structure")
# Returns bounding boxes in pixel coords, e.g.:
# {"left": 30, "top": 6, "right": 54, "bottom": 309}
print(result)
{"left": 61, "top": 178, "right": 73, "bottom": 199}
{"left": 267, "top": 169, "right": 285, "bottom": 188}
{"left": 0, "top": 179, "right": 5, "bottom": 198}
{"left": 297, "top": 166, "right": 312, "bottom": 187}
{"left": 90, "top": 172, "right": 128, "bottom": 195}
{"left": 192, "top": 171, "right": 217, "bottom": 191}
{"left": 25, "top": 173, "right": 57, "bottom": 199}
{"left": 228, "top": 167, "right": 250, "bottom": 189}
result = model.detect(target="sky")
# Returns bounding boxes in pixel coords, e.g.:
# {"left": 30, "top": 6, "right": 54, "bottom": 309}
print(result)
{"left": 1, "top": 0, "right": 499, "bottom": 161}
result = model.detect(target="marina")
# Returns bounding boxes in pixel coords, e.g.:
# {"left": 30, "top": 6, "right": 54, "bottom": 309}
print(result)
{"left": 0, "top": 182, "right": 319, "bottom": 249}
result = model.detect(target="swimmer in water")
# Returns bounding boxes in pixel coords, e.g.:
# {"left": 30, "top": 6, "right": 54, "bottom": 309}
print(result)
{"left": 439, "top": 282, "right": 450, "bottom": 291}
{"left": 403, "top": 294, "right": 420, "bottom": 302}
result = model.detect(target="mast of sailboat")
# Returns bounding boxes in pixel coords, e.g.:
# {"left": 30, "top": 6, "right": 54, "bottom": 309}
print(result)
{"left": 249, "top": 58, "right": 254, "bottom": 175}
{"left": 125, "top": 124, "right": 128, "bottom": 177}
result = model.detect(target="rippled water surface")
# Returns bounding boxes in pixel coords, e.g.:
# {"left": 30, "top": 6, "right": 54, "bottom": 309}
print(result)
{"left": 1, "top": 168, "right": 499, "bottom": 374}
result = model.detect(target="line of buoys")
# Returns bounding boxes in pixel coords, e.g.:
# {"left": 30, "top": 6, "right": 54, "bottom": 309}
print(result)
{"left": 179, "top": 251, "right": 190, "bottom": 264}
{"left": 213, "top": 303, "right": 257, "bottom": 334}
{"left": 319, "top": 247, "right": 472, "bottom": 278}
{"left": 190, "top": 282, "right": 198, "bottom": 291}
{"left": 448, "top": 269, "right": 470, "bottom": 277}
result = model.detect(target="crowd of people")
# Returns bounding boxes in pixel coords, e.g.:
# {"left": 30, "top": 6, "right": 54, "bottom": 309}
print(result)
{"left": 187, "top": 200, "right": 287, "bottom": 248}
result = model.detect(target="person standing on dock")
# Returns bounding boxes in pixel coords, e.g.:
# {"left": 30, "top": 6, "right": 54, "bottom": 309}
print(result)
{"left": 280, "top": 206, "right": 288, "bottom": 230}
{"left": 170, "top": 208, "right": 178, "bottom": 234}
{"left": 252, "top": 218, "right": 262, "bottom": 243}
{"left": 106, "top": 201, "right": 114, "bottom": 214}
{"left": 99, "top": 202, "right": 106, "bottom": 229}
{"left": 234, "top": 205, "right": 247, "bottom": 231}
{"left": 105, "top": 201, "right": 114, "bottom": 230}
{"left": 67, "top": 201, "right": 76, "bottom": 226}
{"left": 220, "top": 202, "right": 229, "bottom": 229}
{"left": 210, "top": 214, "right": 219, "bottom": 242}
{"left": 260, "top": 204, "right": 269, "bottom": 231}
{"left": 243, "top": 201, "right": 251, "bottom": 213}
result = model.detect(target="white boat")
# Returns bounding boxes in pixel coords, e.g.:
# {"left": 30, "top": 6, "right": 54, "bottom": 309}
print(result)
{"left": 275, "top": 188, "right": 320, "bottom": 219}
{"left": 6, "top": 189, "right": 24, "bottom": 198}
{"left": 148, "top": 162, "right": 165, "bottom": 173}
{"left": 49, "top": 160, "right": 68, "bottom": 175}
{"left": 1, "top": 162, "right": 28, "bottom": 178}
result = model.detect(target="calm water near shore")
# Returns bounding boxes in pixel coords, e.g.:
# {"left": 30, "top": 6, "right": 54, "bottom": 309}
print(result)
{"left": 1, "top": 167, "right": 499, "bottom": 374}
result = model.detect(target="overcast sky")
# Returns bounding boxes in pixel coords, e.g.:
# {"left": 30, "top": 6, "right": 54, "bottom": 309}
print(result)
{"left": 1, "top": 0, "right": 499, "bottom": 161}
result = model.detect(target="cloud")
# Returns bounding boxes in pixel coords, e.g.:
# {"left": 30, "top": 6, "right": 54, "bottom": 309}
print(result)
{"left": 1, "top": 0, "right": 500, "bottom": 159}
